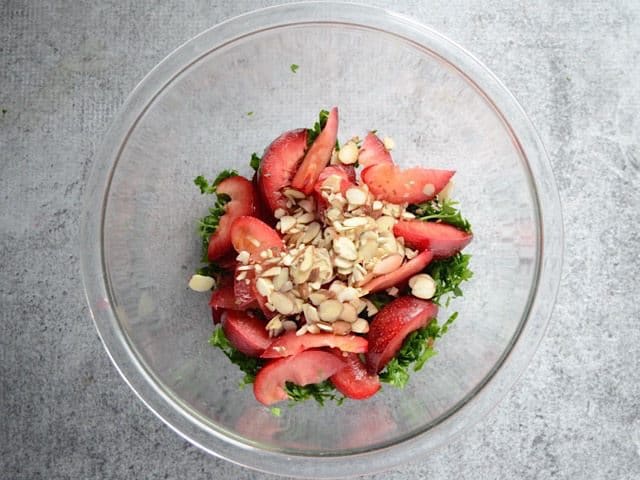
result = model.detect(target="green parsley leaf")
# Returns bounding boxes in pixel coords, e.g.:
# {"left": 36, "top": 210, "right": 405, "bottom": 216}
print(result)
{"left": 212, "top": 169, "right": 239, "bottom": 188}
{"left": 196, "top": 193, "right": 230, "bottom": 254}
{"left": 290, "top": 63, "right": 299, "bottom": 73}
{"left": 194, "top": 175, "right": 216, "bottom": 195}
{"left": 426, "top": 253, "right": 473, "bottom": 306}
{"left": 194, "top": 170, "right": 239, "bottom": 261}
{"left": 247, "top": 111, "right": 254, "bottom": 116}
{"left": 194, "top": 170, "right": 238, "bottom": 195}
{"left": 284, "top": 380, "right": 344, "bottom": 406}
{"left": 307, "top": 109, "right": 330, "bottom": 146}
{"left": 250, "top": 152, "right": 262, "bottom": 172}
{"left": 270, "top": 407, "right": 282, "bottom": 417}
{"left": 379, "top": 311, "right": 459, "bottom": 388}
{"left": 409, "top": 198, "right": 472, "bottom": 233}
{"left": 209, "top": 328, "right": 262, "bottom": 387}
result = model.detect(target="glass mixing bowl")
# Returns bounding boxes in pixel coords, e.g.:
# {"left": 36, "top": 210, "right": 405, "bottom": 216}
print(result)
{"left": 81, "top": 3, "right": 563, "bottom": 477}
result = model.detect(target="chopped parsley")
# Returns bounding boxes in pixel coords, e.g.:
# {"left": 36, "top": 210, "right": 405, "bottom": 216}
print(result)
{"left": 194, "top": 170, "right": 238, "bottom": 269}
{"left": 409, "top": 198, "right": 472, "bottom": 233}
{"left": 250, "top": 152, "right": 262, "bottom": 172}
{"left": 307, "top": 109, "right": 330, "bottom": 146}
{"left": 426, "top": 253, "right": 473, "bottom": 306}
{"left": 209, "top": 328, "right": 262, "bottom": 387}
{"left": 196, "top": 193, "right": 230, "bottom": 256}
{"left": 290, "top": 63, "right": 299, "bottom": 73}
{"left": 379, "top": 312, "right": 459, "bottom": 388}
{"left": 284, "top": 380, "right": 344, "bottom": 406}
{"left": 247, "top": 111, "right": 254, "bottom": 117}
{"left": 194, "top": 169, "right": 238, "bottom": 195}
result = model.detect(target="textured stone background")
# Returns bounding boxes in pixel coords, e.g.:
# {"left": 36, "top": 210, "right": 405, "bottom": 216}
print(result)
{"left": 1, "top": 1, "right": 639, "bottom": 479}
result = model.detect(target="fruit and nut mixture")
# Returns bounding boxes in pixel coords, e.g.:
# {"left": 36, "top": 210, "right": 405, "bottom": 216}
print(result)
{"left": 189, "top": 108, "right": 473, "bottom": 407}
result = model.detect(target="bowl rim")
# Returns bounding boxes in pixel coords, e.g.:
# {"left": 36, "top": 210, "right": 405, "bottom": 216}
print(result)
{"left": 80, "top": 2, "right": 564, "bottom": 477}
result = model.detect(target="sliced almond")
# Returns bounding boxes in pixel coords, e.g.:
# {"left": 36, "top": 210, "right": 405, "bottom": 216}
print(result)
{"left": 316, "top": 322, "right": 334, "bottom": 332}
{"left": 376, "top": 215, "right": 396, "bottom": 232}
{"left": 325, "top": 207, "right": 342, "bottom": 221}
{"left": 382, "top": 136, "right": 395, "bottom": 150}
{"left": 274, "top": 208, "right": 286, "bottom": 219}
{"left": 321, "top": 174, "right": 343, "bottom": 192}
{"left": 235, "top": 250, "right": 250, "bottom": 264}
{"left": 282, "top": 254, "right": 294, "bottom": 266}
{"left": 334, "top": 256, "right": 354, "bottom": 269}
{"left": 291, "top": 267, "right": 311, "bottom": 285}
{"left": 255, "top": 277, "right": 274, "bottom": 297}
{"left": 188, "top": 274, "right": 215, "bottom": 292}
{"left": 296, "top": 212, "right": 315, "bottom": 224}
{"left": 352, "top": 298, "right": 367, "bottom": 314}
{"left": 300, "top": 222, "right": 321, "bottom": 243}
{"left": 334, "top": 237, "right": 358, "bottom": 261}
{"left": 343, "top": 216, "right": 369, "bottom": 228}
{"left": 410, "top": 274, "right": 436, "bottom": 299}
{"left": 309, "top": 292, "right": 328, "bottom": 306}
{"left": 332, "top": 320, "right": 352, "bottom": 335}
{"left": 360, "top": 230, "right": 378, "bottom": 243}
{"left": 351, "top": 268, "right": 364, "bottom": 284}
{"left": 270, "top": 291, "right": 295, "bottom": 315}
{"left": 266, "top": 315, "right": 283, "bottom": 337}
{"left": 345, "top": 187, "right": 367, "bottom": 206}
{"left": 363, "top": 299, "right": 379, "bottom": 316}
{"left": 340, "top": 302, "right": 358, "bottom": 323}
{"left": 284, "top": 187, "right": 306, "bottom": 199}
{"left": 358, "top": 239, "right": 378, "bottom": 261}
{"left": 280, "top": 216, "right": 296, "bottom": 233}
{"left": 307, "top": 323, "right": 321, "bottom": 334}
{"left": 351, "top": 318, "right": 370, "bottom": 334}
{"left": 302, "top": 303, "right": 320, "bottom": 323}
{"left": 373, "top": 253, "right": 403, "bottom": 275}
{"left": 329, "top": 193, "right": 346, "bottom": 208}
{"left": 318, "top": 299, "right": 343, "bottom": 323}
{"left": 261, "top": 266, "right": 282, "bottom": 277}
{"left": 408, "top": 273, "right": 429, "bottom": 288}
{"left": 337, "top": 286, "right": 358, "bottom": 303}
{"left": 299, "top": 245, "right": 314, "bottom": 272}
{"left": 338, "top": 141, "right": 359, "bottom": 165}
{"left": 382, "top": 203, "right": 402, "bottom": 218}
{"left": 272, "top": 267, "right": 289, "bottom": 290}
{"left": 380, "top": 237, "right": 398, "bottom": 254}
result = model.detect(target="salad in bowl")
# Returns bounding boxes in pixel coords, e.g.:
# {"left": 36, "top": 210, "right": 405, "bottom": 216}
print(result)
{"left": 188, "top": 108, "right": 473, "bottom": 407}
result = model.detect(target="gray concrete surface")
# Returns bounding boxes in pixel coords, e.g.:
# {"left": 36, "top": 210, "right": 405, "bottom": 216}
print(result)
{"left": 1, "top": 1, "right": 639, "bottom": 478}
